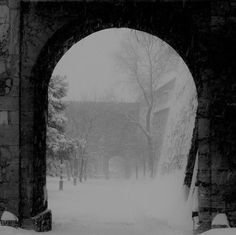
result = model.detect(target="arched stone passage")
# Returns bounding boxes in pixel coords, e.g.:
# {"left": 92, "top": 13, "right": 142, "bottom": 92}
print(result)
{"left": 0, "top": 0, "right": 236, "bottom": 233}
{"left": 19, "top": 2, "right": 204, "bottom": 231}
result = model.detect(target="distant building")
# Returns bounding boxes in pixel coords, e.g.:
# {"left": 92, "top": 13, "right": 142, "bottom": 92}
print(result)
{"left": 138, "top": 62, "right": 197, "bottom": 174}
{"left": 137, "top": 73, "right": 177, "bottom": 174}
{"left": 152, "top": 77, "right": 177, "bottom": 170}
{"left": 65, "top": 101, "right": 141, "bottom": 178}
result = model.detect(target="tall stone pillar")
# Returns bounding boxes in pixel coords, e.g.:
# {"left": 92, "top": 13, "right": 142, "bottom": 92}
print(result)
{"left": 196, "top": 81, "right": 212, "bottom": 233}
{"left": 0, "top": 0, "right": 20, "bottom": 223}
{"left": 0, "top": 1, "right": 51, "bottom": 231}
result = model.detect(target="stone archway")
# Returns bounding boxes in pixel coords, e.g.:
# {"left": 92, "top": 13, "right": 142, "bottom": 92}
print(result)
{"left": 19, "top": 2, "right": 206, "bottom": 231}
{"left": 0, "top": 0, "right": 236, "bottom": 233}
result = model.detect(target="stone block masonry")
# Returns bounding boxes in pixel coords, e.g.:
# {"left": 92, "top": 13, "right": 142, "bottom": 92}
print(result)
{"left": 0, "top": 0, "right": 236, "bottom": 233}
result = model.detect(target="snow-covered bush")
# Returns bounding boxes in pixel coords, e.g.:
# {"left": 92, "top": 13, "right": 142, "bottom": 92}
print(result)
{"left": 46, "top": 75, "right": 76, "bottom": 175}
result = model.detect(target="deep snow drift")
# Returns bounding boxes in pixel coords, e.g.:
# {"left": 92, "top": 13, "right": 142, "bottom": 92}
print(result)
{"left": 0, "top": 172, "right": 191, "bottom": 235}
{"left": 1, "top": 172, "right": 233, "bottom": 235}
{"left": 47, "top": 171, "right": 192, "bottom": 230}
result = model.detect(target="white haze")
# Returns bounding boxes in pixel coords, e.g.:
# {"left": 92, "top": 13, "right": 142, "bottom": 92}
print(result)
{"left": 41, "top": 28, "right": 196, "bottom": 235}
{"left": 53, "top": 28, "right": 134, "bottom": 102}
{"left": 47, "top": 171, "right": 191, "bottom": 228}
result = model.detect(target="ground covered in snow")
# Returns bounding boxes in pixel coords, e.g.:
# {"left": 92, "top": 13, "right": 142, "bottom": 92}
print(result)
{"left": 1, "top": 174, "right": 235, "bottom": 235}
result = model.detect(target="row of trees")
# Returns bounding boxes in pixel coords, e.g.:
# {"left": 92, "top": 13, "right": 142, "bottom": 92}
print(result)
{"left": 65, "top": 101, "right": 143, "bottom": 180}
{"left": 46, "top": 75, "right": 89, "bottom": 184}
{"left": 46, "top": 75, "right": 137, "bottom": 182}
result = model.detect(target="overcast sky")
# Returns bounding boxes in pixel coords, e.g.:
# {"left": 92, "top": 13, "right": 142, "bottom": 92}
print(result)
{"left": 53, "top": 28, "right": 134, "bottom": 102}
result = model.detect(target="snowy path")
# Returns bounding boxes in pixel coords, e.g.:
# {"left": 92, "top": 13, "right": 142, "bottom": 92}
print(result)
{"left": 1, "top": 176, "right": 192, "bottom": 235}
{"left": 1, "top": 176, "right": 236, "bottom": 235}
{"left": 47, "top": 177, "right": 191, "bottom": 235}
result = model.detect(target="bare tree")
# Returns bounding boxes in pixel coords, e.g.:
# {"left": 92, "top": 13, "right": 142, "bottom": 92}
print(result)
{"left": 78, "top": 115, "right": 95, "bottom": 183}
{"left": 65, "top": 102, "right": 98, "bottom": 183}
{"left": 115, "top": 30, "right": 178, "bottom": 177}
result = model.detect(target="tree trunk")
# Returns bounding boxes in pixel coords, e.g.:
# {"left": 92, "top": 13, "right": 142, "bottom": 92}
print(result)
{"left": 47, "top": 160, "right": 52, "bottom": 176}
{"left": 146, "top": 106, "right": 152, "bottom": 133}
{"left": 143, "top": 155, "right": 146, "bottom": 177}
{"left": 66, "top": 160, "right": 71, "bottom": 181}
{"left": 145, "top": 105, "right": 155, "bottom": 177}
{"left": 83, "top": 159, "right": 87, "bottom": 181}
{"left": 69, "top": 159, "right": 74, "bottom": 177}
{"left": 79, "top": 157, "right": 84, "bottom": 183}
{"left": 103, "top": 158, "right": 109, "bottom": 180}
{"left": 147, "top": 137, "right": 155, "bottom": 178}
{"left": 73, "top": 158, "right": 79, "bottom": 185}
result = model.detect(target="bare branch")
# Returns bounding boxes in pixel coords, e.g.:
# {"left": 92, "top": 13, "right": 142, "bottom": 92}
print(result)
{"left": 126, "top": 113, "right": 150, "bottom": 139}
{"left": 135, "top": 69, "right": 151, "bottom": 106}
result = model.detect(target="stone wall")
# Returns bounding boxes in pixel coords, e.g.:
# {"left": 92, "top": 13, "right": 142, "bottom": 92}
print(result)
{"left": 0, "top": 0, "right": 235, "bottom": 233}
{"left": 157, "top": 60, "right": 197, "bottom": 174}
{"left": 0, "top": 0, "right": 20, "bottom": 220}
{"left": 192, "top": 0, "right": 236, "bottom": 232}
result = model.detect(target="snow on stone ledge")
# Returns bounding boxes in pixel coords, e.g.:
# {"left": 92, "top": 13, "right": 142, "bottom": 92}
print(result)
{"left": 212, "top": 213, "right": 230, "bottom": 228}
{"left": 202, "top": 228, "right": 236, "bottom": 235}
{"left": 1, "top": 211, "right": 18, "bottom": 221}
{"left": 0, "top": 226, "right": 32, "bottom": 235}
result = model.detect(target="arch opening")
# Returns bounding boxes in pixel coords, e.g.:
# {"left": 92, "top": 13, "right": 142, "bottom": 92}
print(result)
{"left": 35, "top": 27, "right": 198, "bottom": 234}
{"left": 2, "top": 1, "right": 236, "bottom": 233}
{"left": 20, "top": 2, "right": 202, "bottom": 231}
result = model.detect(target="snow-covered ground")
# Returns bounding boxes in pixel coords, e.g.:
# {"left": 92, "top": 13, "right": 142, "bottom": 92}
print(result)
{"left": 1, "top": 173, "right": 235, "bottom": 235}
{"left": 46, "top": 174, "right": 192, "bottom": 235}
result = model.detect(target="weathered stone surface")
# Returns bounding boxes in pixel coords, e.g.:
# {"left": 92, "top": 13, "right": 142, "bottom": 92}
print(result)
{"left": 7, "top": 54, "right": 19, "bottom": 79}
{"left": 0, "top": 96, "right": 18, "bottom": 110}
{"left": 197, "top": 98, "right": 210, "bottom": 118}
{"left": 0, "top": 125, "right": 19, "bottom": 145}
{"left": 9, "top": 9, "right": 20, "bottom": 56}
{"left": 195, "top": 211, "right": 212, "bottom": 234}
{"left": 0, "top": 5, "right": 9, "bottom": 57}
{"left": 0, "top": 59, "right": 7, "bottom": 73}
{"left": 228, "top": 211, "right": 236, "bottom": 227}
{"left": 198, "top": 153, "right": 211, "bottom": 170}
{"left": 20, "top": 112, "right": 34, "bottom": 145}
{"left": 198, "top": 118, "right": 210, "bottom": 139}
{"left": 20, "top": 209, "right": 52, "bottom": 231}
{"left": 8, "top": 0, "right": 20, "bottom": 10}
{"left": 8, "top": 110, "right": 19, "bottom": 124}
{"left": 0, "top": 183, "right": 19, "bottom": 198}
{"left": 198, "top": 142, "right": 210, "bottom": 155}
{"left": 0, "top": 0, "right": 235, "bottom": 233}
{"left": 32, "top": 209, "right": 52, "bottom": 232}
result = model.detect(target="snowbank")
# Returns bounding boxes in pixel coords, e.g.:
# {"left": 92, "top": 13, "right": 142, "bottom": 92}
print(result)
{"left": 0, "top": 174, "right": 192, "bottom": 235}
{"left": 135, "top": 171, "right": 192, "bottom": 229}
{"left": 202, "top": 228, "right": 236, "bottom": 235}
{"left": 0, "top": 226, "right": 33, "bottom": 235}
{"left": 1, "top": 211, "right": 18, "bottom": 221}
